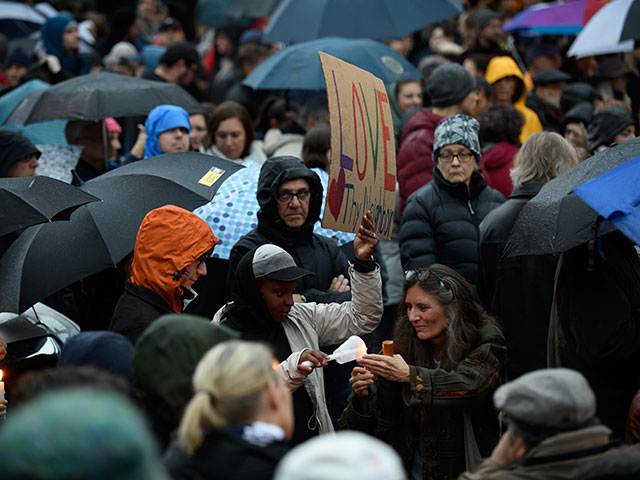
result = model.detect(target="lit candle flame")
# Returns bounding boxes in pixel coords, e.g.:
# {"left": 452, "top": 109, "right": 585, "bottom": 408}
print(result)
{"left": 0, "top": 369, "right": 3, "bottom": 381}
{"left": 272, "top": 360, "right": 280, "bottom": 372}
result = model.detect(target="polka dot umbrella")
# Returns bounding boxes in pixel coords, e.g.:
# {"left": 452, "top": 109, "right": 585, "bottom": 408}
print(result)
{"left": 194, "top": 164, "right": 355, "bottom": 259}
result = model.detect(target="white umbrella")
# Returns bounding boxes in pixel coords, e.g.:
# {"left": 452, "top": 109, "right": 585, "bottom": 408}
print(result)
{"left": 568, "top": 0, "right": 636, "bottom": 57}
{"left": 0, "top": 1, "right": 46, "bottom": 23}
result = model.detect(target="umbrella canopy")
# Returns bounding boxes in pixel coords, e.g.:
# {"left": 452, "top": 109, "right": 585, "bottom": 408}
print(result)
{"left": 0, "top": 1, "right": 47, "bottom": 39}
{"left": 0, "top": 79, "right": 67, "bottom": 145}
{"left": 0, "top": 152, "right": 243, "bottom": 314}
{"left": 226, "top": 0, "right": 281, "bottom": 19}
{"left": 244, "top": 37, "right": 422, "bottom": 91}
{"left": 574, "top": 154, "right": 640, "bottom": 246}
{"left": 567, "top": 0, "right": 637, "bottom": 57}
{"left": 503, "top": 138, "right": 640, "bottom": 257}
{"left": 194, "top": 165, "right": 355, "bottom": 259}
{"left": 263, "top": 0, "right": 462, "bottom": 43}
{"left": 0, "top": 176, "right": 100, "bottom": 237}
{"left": 502, "top": 0, "right": 607, "bottom": 35}
{"left": 5, "top": 72, "right": 203, "bottom": 126}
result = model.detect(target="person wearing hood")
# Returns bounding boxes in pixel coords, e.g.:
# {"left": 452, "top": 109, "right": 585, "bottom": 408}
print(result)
{"left": 132, "top": 314, "right": 238, "bottom": 451}
{"left": 0, "top": 130, "right": 40, "bottom": 177}
{"left": 109, "top": 205, "right": 218, "bottom": 344}
{"left": 39, "top": 15, "right": 91, "bottom": 79}
{"left": 562, "top": 102, "right": 594, "bottom": 160}
{"left": 216, "top": 213, "right": 382, "bottom": 445}
{"left": 143, "top": 104, "right": 191, "bottom": 159}
{"left": 399, "top": 114, "right": 504, "bottom": 294}
{"left": 228, "top": 156, "right": 351, "bottom": 304}
{"left": 586, "top": 105, "right": 636, "bottom": 154}
{"left": 125, "top": 104, "right": 192, "bottom": 163}
{"left": 485, "top": 56, "right": 543, "bottom": 143}
{"left": 525, "top": 68, "right": 571, "bottom": 133}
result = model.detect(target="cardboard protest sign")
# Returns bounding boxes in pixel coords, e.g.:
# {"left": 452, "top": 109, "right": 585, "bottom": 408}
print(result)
{"left": 319, "top": 52, "right": 396, "bottom": 239}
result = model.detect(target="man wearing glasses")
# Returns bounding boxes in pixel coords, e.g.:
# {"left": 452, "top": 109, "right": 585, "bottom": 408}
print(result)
{"left": 399, "top": 114, "right": 504, "bottom": 294}
{"left": 109, "top": 205, "right": 218, "bottom": 343}
{"left": 228, "top": 156, "right": 352, "bottom": 305}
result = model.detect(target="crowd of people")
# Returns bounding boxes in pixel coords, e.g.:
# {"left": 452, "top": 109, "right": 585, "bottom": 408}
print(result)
{"left": 1, "top": 0, "right": 640, "bottom": 479}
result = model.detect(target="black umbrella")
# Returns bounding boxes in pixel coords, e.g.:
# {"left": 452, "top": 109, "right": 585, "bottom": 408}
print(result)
{"left": 0, "top": 176, "right": 100, "bottom": 237}
{"left": 503, "top": 138, "right": 640, "bottom": 257}
{"left": 0, "top": 152, "right": 243, "bottom": 314}
{"left": 4, "top": 71, "right": 203, "bottom": 125}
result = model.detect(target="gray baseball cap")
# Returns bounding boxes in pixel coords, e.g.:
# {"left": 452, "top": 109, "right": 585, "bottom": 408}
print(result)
{"left": 494, "top": 368, "right": 596, "bottom": 429}
{"left": 252, "top": 244, "right": 314, "bottom": 281}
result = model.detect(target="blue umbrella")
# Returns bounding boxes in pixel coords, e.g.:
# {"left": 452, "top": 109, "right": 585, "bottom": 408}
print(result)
{"left": 0, "top": 79, "right": 67, "bottom": 145}
{"left": 573, "top": 154, "right": 640, "bottom": 246}
{"left": 244, "top": 37, "right": 422, "bottom": 91}
{"left": 263, "top": 0, "right": 462, "bottom": 43}
{"left": 194, "top": 164, "right": 355, "bottom": 259}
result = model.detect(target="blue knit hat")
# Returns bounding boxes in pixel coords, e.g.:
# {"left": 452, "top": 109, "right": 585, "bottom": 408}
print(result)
{"left": 432, "top": 114, "right": 481, "bottom": 163}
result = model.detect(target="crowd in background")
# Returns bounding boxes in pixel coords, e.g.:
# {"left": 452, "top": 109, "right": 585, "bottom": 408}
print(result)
{"left": 1, "top": 0, "right": 640, "bottom": 479}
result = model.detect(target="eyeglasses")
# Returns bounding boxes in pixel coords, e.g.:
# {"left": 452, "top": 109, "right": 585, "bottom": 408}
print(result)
{"left": 276, "top": 189, "right": 311, "bottom": 203}
{"left": 196, "top": 252, "right": 211, "bottom": 267}
{"left": 404, "top": 269, "right": 448, "bottom": 289}
{"left": 438, "top": 151, "right": 474, "bottom": 164}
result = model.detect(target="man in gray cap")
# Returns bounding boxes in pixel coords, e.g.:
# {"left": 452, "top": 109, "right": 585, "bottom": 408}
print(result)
{"left": 459, "top": 368, "right": 640, "bottom": 479}
{"left": 396, "top": 63, "right": 479, "bottom": 215}
{"left": 526, "top": 69, "right": 572, "bottom": 132}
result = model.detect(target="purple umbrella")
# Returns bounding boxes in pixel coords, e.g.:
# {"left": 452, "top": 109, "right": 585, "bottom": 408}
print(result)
{"left": 503, "top": 0, "right": 602, "bottom": 35}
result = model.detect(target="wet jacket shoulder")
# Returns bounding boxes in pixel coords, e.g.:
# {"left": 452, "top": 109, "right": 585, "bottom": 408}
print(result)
{"left": 397, "top": 108, "right": 444, "bottom": 216}
{"left": 399, "top": 168, "right": 504, "bottom": 291}
{"left": 228, "top": 156, "right": 351, "bottom": 304}
{"left": 109, "top": 280, "right": 173, "bottom": 344}
{"left": 163, "top": 431, "right": 289, "bottom": 480}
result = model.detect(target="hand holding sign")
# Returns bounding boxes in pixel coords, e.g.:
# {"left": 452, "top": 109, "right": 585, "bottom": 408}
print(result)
{"left": 320, "top": 52, "right": 397, "bottom": 239}
{"left": 354, "top": 211, "right": 378, "bottom": 261}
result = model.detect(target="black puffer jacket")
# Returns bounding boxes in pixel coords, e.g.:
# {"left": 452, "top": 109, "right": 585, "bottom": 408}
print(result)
{"left": 399, "top": 168, "right": 504, "bottom": 291}
{"left": 227, "top": 156, "right": 351, "bottom": 304}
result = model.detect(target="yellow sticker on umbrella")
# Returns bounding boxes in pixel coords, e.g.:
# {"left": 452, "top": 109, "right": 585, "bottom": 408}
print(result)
{"left": 198, "top": 167, "right": 225, "bottom": 187}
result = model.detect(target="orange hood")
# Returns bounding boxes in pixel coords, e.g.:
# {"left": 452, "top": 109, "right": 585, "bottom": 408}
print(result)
{"left": 130, "top": 205, "right": 218, "bottom": 313}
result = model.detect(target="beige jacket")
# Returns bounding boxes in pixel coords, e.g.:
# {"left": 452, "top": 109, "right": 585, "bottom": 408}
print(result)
{"left": 458, "top": 425, "right": 640, "bottom": 480}
{"left": 213, "top": 265, "right": 383, "bottom": 434}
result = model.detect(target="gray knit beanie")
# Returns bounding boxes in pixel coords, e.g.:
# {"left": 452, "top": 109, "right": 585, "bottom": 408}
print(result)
{"left": 433, "top": 114, "right": 482, "bottom": 163}
{"left": 426, "top": 63, "right": 476, "bottom": 108}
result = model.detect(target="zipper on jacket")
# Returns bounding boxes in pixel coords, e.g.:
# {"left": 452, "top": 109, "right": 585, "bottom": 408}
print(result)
{"left": 467, "top": 199, "right": 475, "bottom": 215}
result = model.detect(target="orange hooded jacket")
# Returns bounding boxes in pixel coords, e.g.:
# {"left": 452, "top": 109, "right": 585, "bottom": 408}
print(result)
{"left": 130, "top": 205, "right": 218, "bottom": 313}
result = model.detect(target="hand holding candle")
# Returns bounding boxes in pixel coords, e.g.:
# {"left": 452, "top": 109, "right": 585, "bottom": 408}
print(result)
{"left": 357, "top": 353, "right": 411, "bottom": 383}
{"left": 298, "top": 350, "right": 330, "bottom": 373}
{"left": 300, "top": 336, "right": 368, "bottom": 369}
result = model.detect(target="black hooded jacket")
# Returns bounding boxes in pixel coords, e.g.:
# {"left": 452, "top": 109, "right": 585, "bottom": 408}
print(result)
{"left": 0, "top": 130, "right": 41, "bottom": 177}
{"left": 227, "top": 157, "right": 351, "bottom": 304}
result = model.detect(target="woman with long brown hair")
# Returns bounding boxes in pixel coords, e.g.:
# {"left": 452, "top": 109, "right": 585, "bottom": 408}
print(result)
{"left": 340, "top": 264, "right": 506, "bottom": 479}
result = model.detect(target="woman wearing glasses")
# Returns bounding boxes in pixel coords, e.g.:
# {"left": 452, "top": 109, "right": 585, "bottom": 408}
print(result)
{"left": 399, "top": 114, "right": 504, "bottom": 294}
{"left": 109, "top": 205, "right": 218, "bottom": 343}
{"left": 340, "top": 264, "right": 505, "bottom": 479}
